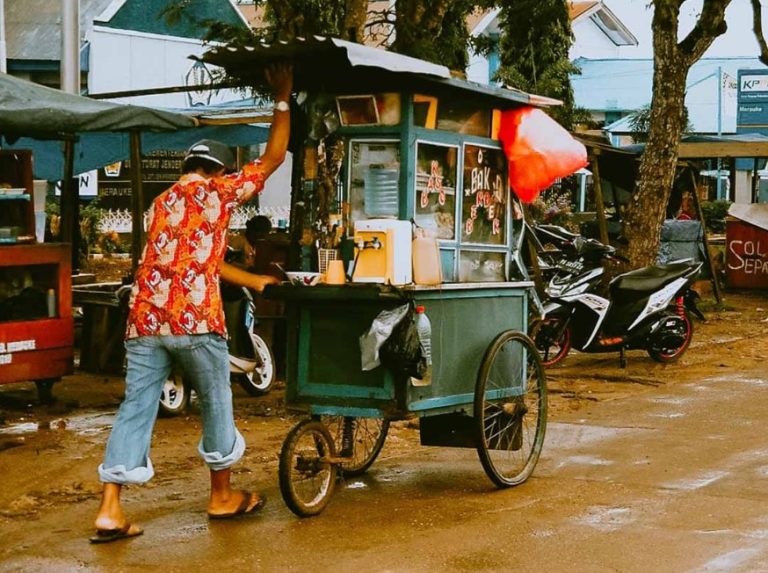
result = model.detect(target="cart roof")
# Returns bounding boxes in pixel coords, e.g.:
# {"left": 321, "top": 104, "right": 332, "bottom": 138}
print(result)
{"left": 198, "top": 36, "right": 559, "bottom": 109}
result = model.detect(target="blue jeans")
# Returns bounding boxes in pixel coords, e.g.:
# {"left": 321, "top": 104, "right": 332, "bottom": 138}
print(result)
{"left": 98, "top": 334, "right": 245, "bottom": 484}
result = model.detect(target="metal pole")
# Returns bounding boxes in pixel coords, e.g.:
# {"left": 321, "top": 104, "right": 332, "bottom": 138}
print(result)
{"left": 60, "top": 0, "right": 80, "bottom": 94}
{"left": 0, "top": 0, "right": 7, "bottom": 73}
{"left": 689, "top": 169, "right": 722, "bottom": 303}
{"left": 714, "top": 66, "right": 722, "bottom": 200}
{"left": 129, "top": 131, "right": 145, "bottom": 275}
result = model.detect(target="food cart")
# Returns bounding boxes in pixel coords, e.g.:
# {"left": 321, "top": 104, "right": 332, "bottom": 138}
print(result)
{"left": 202, "top": 37, "right": 557, "bottom": 516}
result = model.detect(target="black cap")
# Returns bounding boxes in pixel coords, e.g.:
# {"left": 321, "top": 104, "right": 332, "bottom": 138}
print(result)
{"left": 184, "top": 139, "right": 235, "bottom": 171}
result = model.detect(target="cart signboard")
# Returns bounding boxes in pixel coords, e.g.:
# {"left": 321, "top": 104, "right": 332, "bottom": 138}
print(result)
{"left": 462, "top": 145, "right": 507, "bottom": 245}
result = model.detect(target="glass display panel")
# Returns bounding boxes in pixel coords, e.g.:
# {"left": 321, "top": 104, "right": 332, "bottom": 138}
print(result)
{"left": 348, "top": 141, "right": 401, "bottom": 223}
{"left": 436, "top": 97, "right": 492, "bottom": 137}
{"left": 459, "top": 251, "right": 506, "bottom": 283}
{"left": 336, "top": 93, "right": 401, "bottom": 126}
{"left": 462, "top": 145, "right": 508, "bottom": 245}
{"left": 414, "top": 142, "right": 458, "bottom": 240}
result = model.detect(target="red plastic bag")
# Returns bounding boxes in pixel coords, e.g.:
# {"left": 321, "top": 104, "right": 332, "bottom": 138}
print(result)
{"left": 499, "top": 107, "right": 588, "bottom": 203}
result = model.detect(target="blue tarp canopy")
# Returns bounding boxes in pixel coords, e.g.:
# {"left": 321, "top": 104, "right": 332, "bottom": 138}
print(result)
{"left": 10, "top": 123, "right": 270, "bottom": 181}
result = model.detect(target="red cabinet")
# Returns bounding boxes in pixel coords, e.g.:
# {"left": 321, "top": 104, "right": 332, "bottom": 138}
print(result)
{"left": 0, "top": 243, "right": 74, "bottom": 384}
{"left": 0, "top": 150, "right": 74, "bottom": 387}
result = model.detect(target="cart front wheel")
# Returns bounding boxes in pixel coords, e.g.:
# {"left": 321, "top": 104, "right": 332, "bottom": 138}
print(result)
{"left": 474, "top": 331, "right": 547, "bottom": 488}
{"left": 321, "top": 416, "right": 390, "bottom": 476}
{"left": 279, "top": 419, "right": 338, "bottom": 517}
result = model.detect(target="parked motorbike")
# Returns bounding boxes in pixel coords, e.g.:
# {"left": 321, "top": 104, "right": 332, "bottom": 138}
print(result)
{"left": 531, "top": 257, "right": 704, "bottom": 368}
{"left": 116, "top": 269, "right": 277, "bottom": 417}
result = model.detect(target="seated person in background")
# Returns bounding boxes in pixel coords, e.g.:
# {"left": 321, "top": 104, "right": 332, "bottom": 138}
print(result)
{"left": 228, "top": 215, "right": 272, "bottom": 269}
{"left": 676, "top": 193, "right": 695, "bottom": 221}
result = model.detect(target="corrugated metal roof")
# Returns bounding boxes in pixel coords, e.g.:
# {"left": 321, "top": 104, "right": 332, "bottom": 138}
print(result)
{"left": 96, "top": 0, "right": 248, "bottom": 40}
{"left": 6, "top": 0, "right": 114, "bottom": 61}
{"left": 569, "top": 1, "right": 599, "bottom": 21}
{"left": 200, "top": 36, "right": 542, "bottom": 108}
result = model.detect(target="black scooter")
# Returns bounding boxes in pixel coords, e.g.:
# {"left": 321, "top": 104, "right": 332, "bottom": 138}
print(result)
{"left": 533, "top": 259, "right": 704, "bottom": 368}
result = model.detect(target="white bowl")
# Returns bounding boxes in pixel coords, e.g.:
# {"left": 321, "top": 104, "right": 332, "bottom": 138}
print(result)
{"left": 285, "top": 271, "right": 322, "bottom": 286}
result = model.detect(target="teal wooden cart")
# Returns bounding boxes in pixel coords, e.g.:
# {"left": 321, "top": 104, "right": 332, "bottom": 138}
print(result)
{"left": 266, "top": 281, "right": 547, "bottom": 517}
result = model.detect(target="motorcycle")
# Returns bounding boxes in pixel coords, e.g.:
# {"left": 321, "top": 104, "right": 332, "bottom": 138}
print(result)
{"left": 116, "top": 273, "right": 277, "bottom": 417}
{"left": 532, "top": 258, "right": 704, "bottom": 368}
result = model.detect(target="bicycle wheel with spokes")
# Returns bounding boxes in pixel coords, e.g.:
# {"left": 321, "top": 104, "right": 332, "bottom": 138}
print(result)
{"left": 279, "top": 419, "right": 337, "bottom": 517}
{"left": 321, "top": 416, "right": 390, "bottom": 476}
{"left": 474, "top": 331, "right": 547, "bottom": 488}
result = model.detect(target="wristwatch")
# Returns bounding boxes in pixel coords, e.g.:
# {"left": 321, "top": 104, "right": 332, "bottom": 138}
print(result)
{"left": 273, "top": 100, "right": 290, "bottom": 112}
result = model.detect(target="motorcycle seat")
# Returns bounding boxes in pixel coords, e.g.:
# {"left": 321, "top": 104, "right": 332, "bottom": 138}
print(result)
{"left": 610, "top": 262, "right": 693, "bottom": 295}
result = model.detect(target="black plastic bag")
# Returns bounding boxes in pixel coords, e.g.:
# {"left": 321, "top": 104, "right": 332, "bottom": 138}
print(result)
{"left": 379, "top": 304, "right": 427, "bottom": 379}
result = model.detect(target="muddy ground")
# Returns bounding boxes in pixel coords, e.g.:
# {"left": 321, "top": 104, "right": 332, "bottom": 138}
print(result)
{"left": 0, "top": 286, "right": 767, "bottom": 571}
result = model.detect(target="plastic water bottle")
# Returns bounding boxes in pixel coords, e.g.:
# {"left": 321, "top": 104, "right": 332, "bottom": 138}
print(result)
{"left": 413, "top": 305, "right": 432, "bottom": 385}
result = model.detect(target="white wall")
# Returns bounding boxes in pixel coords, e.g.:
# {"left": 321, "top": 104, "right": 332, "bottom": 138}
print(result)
{"left": 569, "top": 18, "right": 622, "bottom": 60}
{"left": 466, "top": 50, "right": 490, "bottom": 84}
{"left": 88, "top": 26, "right": 241, "bottom": 107}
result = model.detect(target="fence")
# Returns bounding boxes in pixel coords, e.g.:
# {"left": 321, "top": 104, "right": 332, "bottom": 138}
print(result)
{"left": 97, "top": 205, "right": 292, "bottom": 234}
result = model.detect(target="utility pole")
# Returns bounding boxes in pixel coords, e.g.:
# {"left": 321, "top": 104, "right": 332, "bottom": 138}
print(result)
{"left": 60, "top": 0, "right": 81, "bottom": 272}
{"left": 60, "top": 0, "right": 80, "bottom": 94}
{"left": 0, "top": 0, "right": 7, "bottom": 73}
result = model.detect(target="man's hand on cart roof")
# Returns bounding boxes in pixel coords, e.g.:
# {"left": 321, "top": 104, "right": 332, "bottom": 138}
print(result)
{"left": 265, "top": 63, "right": 293, "bottom": 102}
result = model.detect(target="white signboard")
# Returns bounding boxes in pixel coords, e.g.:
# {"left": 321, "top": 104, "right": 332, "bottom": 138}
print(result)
{"left": 54, "top": 170, "right": 99, "bottom": 197}
{"left": 741, "top": 75, "right": 768, "bottom": 93}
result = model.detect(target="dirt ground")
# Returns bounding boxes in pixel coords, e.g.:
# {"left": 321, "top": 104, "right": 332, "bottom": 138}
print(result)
{"left": 0, "top": 285, "right": 767, "bottom": 571}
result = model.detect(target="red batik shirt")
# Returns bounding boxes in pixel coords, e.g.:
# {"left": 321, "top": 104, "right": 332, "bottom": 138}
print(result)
{"left": 126, "top": 162, "right": 266, "bottom": 339}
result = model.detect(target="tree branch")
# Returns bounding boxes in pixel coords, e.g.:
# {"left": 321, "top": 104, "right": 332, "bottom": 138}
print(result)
{"left": 678, "top": 0, "right": 731, "bottom": 65}
{"left": 752, "top": 0, "right": 768, "bottom": 66}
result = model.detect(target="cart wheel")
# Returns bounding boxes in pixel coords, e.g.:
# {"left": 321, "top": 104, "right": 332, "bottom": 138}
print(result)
{"left": 474, "top": 331, "right": 547, "bottom": 488}
{"left": 321, "top": 416, "right": 390, "bottom": 476}
{"left": 279, "top": 419, "right": 338, "bottom": 517}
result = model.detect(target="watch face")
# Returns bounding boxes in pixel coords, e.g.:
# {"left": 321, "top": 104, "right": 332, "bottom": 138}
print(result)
{"left": 274, "top": 101, "right": 289, "bottom": 112}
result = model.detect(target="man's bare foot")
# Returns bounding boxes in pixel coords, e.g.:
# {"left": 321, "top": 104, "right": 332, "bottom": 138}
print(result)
{"left": 207, "top": 490, "right": 265, "bottom": 518}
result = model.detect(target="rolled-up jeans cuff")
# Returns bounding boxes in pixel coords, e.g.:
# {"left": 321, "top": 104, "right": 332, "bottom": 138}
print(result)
{"left": 199, "top": 429, "right": 245, "bottom": 471}
{"left": 98, "top": 458, "right": 155, "bottom": 484}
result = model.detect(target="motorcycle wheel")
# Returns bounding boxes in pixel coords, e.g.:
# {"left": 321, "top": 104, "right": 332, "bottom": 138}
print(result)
{"left": 234, "top": 334, "right": 276, "bottom": 396}
{"left": 530, "top": 317, "right": 571, "bottom": 367}
{"left": 647, "top": 310, "right": 693, "bottom": 363}
{"left": 158, "top": 371, "right": 190, "bottom": 417}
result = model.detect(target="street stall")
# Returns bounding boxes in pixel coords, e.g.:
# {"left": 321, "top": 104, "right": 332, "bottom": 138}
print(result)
{"left": 725, "top": 204, "right": 768, "bottom": 288}
{"left": 201, "top": 37, "right": 585, "bottom": 515}
{"left": 0, "top": 72, "right": 195, "bottom": 402}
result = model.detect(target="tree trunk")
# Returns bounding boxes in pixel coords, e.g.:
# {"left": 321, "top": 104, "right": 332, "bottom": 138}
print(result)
{"left": 621, "top": 0, "right": 731, "bottom": 268}
{"left": 343, "top": 0, "right": 368, "bottom": 42}
{"left": 622, "top": 7, "right": 688, "bottom": 268}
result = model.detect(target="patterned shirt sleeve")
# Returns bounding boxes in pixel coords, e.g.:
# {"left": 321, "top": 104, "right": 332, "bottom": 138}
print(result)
{"left": 210, "top": 160, "right": 267, "bottom": 207}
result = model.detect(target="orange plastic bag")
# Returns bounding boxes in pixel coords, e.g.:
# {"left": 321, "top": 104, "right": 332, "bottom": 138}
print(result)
{"left": 498, "top": 107, "right": 588, "bottom": 203}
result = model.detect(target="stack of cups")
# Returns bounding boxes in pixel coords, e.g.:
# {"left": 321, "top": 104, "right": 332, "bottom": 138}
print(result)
{"left": 33, "top": 180, "right": 47, "bottom": 243}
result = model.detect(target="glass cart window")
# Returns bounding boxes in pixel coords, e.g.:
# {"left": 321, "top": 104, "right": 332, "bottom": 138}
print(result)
{"left": 436, "top": 97, "right": 492, "bottom": 137}
{"left": 414, "top": 143, "right": 458, "bottom": 240}
{"left": 459, "top": 251, "right": 506, "bottom": 282}
{"left": 461, "top": 145, "right": 508, "bottom": 245}
{"left": 348, "top": 141, "right": 401, "bottom": 223}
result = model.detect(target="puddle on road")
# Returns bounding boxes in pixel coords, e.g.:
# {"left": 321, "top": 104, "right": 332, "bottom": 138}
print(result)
{"left": 346, "top": 481, "right": 368, "bottom": 490}
{"left": 547, "top": 423, "right": 655, "bottom": 450}
{"left": 556, "top": 455, "right": 614, "bottom": 468}
{"left": 575, "top": 505, "right": 633, "bottom": 532}
{"left": 663, "top": 470, "right": 729, "bottom": 491}
{"left": 648, "top": 412, "right": 686, "bottom": 419}
{"left": 0, "top": 411, "right": 115, "bottom": 437}
{"left": 693, "top": 546, "right": 762, "bottom": 572}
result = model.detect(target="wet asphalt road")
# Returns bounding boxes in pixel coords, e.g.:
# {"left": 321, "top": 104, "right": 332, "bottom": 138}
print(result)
{"left": 3, "top": 365, "right": 768, "bottom": 572}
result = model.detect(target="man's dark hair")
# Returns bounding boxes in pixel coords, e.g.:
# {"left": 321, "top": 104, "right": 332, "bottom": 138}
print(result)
{"left": 182, "top": 156, "right": 225, "bottom": 175}
{"left": 245, "top": 215, "right": 272, "bottom": 243}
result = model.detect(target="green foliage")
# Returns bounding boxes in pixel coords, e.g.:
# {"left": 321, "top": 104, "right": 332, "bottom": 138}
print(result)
{"left": 700, "top": 199, "right": 731, "bottom": 233}
{"left": 493, "top": 0, "right": 579, "bottom": 128}
{"left": 629, "top": 104, "right": 694, "bottom": 143}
